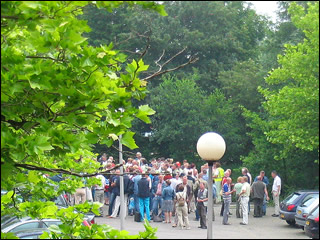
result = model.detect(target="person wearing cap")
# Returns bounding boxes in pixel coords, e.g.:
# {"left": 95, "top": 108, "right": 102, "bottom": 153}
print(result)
{"left": 164, "top": 171, "right": 173, "bottom": 181}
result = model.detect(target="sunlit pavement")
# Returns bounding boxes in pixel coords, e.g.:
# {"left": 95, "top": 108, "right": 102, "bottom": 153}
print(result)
{"left": 95, "top": 204, "right": 308, "bottom": 239}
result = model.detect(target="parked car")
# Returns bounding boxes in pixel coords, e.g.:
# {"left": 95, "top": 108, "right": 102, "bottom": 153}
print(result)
{"left": 305, "top": 205, "right": 319, "bottom": 239}
{"left": 15, "top": 228, "right": 49, "bottom": 239}
{"left": 295, "top": 195, "right": 319, "bottom": 230}
{"left": 279, "top": 190, "right": 319, "bottom": 225}
{"left": 1, "top": 216, "right": 62, "bottom": 233}
{"left": 1, "top": 190, "right": 95, "bottom": 225}
{"left": 1, "top": 216, "right": 92, "bottom": 234}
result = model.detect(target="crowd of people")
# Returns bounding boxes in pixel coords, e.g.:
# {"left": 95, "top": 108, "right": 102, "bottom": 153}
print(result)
{"left": 72, "top": 152, "right": 282, "bottom": 229}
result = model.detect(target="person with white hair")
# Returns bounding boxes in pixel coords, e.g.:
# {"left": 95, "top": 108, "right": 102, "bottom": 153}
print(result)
{"left": 222, "top": 177, "right": 235, "bottom": 225}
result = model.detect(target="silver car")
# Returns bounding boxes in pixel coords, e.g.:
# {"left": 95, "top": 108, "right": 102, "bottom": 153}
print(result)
{"left": 1, "top": 216, "right": 62, "bottom": 233}
{"left": 295, "top": 194, "right": 319, "bottom": 230}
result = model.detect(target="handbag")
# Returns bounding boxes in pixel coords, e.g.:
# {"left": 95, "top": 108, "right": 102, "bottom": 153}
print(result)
{"left": 219, "top": 189, "right": 223, "bottom": 196}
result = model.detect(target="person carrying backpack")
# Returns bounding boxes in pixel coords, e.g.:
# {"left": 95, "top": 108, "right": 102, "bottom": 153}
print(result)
{"left": 175, "top": 184, "right": 191, "bottom": 230}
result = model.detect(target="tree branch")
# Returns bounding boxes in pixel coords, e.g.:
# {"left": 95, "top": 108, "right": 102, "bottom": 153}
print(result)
{"left": 26, "top": 56, "right": 65, "bottom": 62}
{"left": 14, "top": 163, "right": 124, "bottom": 177}
{"left": 142, "top": 51, "right": 199, "bottom": 81}
{"left": 1, "top": 15, "right": 19, "bottom": 20}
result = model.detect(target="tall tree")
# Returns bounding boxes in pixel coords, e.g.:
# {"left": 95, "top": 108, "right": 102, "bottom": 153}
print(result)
{"left": 1, "top": 1, "right": 164, "bottom": 238}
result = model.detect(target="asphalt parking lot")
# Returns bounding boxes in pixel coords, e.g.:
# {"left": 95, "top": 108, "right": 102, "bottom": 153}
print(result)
{"left": 95, "top": 204, "right": 309, "bottom": 239}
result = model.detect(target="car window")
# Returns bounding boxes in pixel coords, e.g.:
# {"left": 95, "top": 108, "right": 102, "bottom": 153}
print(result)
{"left": 41, "top": 220, "right": 62, "bottom": 228}
{"left": 9, "top": 222, "right": 40, "bottom": 233}
{"left": 302, "top": 197, "right": 317, "bottom": 207}
{"left": 284, "top": 193, "right": 300, "bottom": 204}
{"left": 301, "top": 194, "right": 319, "bottom": 205}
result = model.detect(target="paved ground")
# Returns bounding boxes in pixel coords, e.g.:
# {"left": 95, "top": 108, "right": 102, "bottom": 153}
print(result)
{"left": 95, "top": 204, "right": 309, "bottom": 239}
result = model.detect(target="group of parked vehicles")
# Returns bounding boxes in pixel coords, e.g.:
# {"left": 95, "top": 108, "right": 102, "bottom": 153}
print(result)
{"left": 1, "top": 190, "right": 95, "bottom": 238}
{"left": 279, "top": 190, "right": 319, "bottom": 239}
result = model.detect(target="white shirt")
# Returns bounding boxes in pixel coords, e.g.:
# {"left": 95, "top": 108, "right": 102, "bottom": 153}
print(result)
{"left": 96, "top": 174, "right": 106, "bottom": 190}
{"left": 272, "top": 175, "right": 281, "bottom": 193}
{"left": 247, "top": 172, "right": 252, "bottom": 185}
{"left": 171, "top": 178, "right": 182, "bottom": 190}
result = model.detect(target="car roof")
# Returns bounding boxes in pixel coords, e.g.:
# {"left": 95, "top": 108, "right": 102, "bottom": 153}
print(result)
{"left": 295, "top": 190, "right": 319, "bottom": 193}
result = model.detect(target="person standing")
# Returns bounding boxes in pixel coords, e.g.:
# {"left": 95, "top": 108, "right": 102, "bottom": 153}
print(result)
{"left": 197, "top": 182, "right": 208, "bottom": 229}
{"left": 234, "top": 177, "right": 243, "bottom": 218}
{"left": 162, "top": 179, "right": 175, "bottom": 224}
{"left": 242, "top": 168, "right": 251, "bottom": 214}
{"left": 151, "top": 175, "right": 165, "bottom": 219}
{"left": 175, "top": 184, "right": 191, "bottom": 230}
{"left": 94, "top": 174, "right": 106, "bottom": 216}
{"left": 213, "top": 163, "right": 224, "bottom": 203}
{"left": 254, "top": 171, "right": 269, "bottom": 215}
{"left": 271, "top": 170, "right": 281, "bottom": 217}
{"left": 109, "top": 174, "right": 130, "bottom": 218}
{"left": 132, "top": 170, "right": 142, "bottom": 214}
{"left": 108, "top": 171, "right": 119, "bottom": 217}
{"left": 251, "top": 176, "right": 269, "bottom": 218}
{"left": 222, "top": 177, "right": 235, "bottom": 225}
{"left": 138, "top": 173, "right": 151, "bottom": 222}
{"left": 239, "top": 176, "right": 250, "bottom": 225}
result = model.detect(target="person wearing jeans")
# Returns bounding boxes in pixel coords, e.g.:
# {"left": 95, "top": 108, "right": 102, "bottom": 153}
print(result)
{"left": 222, "top": 177, "right": 235, "bottom": 225}
{"left": 132, "top": 171, "right": 142, "bottom": 214}
{"left": 151, "top": 175, "right": 165, "bottom": 218}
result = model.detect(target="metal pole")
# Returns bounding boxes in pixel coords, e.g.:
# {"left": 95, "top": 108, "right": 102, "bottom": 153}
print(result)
{"left": 119, "top": 135, "right": 125, "bottom": 230}
{"left": 207, "top": 162, "right": 213, "bottom": 239}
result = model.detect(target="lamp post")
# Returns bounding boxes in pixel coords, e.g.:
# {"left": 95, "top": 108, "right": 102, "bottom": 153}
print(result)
{"left": 197, "top": 132, "right": 226, "bottom": 239}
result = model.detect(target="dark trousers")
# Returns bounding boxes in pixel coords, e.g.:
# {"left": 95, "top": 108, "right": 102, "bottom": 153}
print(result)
{"left": 236, "top": 194, "right": 242, "bottom": 218}
{"left": 197, "top": 203, "right": 207, "bottom": 227}
{"left": 220, "top": 199, "right": 224, "bottom": 216}
{"left": 253, "top": 198, "right": 263, "bottom": 217}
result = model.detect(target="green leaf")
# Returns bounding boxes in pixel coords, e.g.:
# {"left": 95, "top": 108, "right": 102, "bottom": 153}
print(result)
{"left": 28, "top": 171, "right": 40, "bottom": 184}
{"left": 136, "top": 105, "right": 156, "bottom": 123}
{"left": 120, "top": 131, "right": 138, "bottom": 150}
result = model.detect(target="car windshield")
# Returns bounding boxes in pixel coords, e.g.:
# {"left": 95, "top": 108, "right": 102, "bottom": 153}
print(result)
{"left": 284, "top": 193, "right": 300, "bottom": 204}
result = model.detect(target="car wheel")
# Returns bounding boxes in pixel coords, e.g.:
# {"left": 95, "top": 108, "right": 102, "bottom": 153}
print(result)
{"left": 286, "top": 220, "right": 296, "bottom": 225}
{"left": 301, "top": 226, "right": 304, "bottom": 230}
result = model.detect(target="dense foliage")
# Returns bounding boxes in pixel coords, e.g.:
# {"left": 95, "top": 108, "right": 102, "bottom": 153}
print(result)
{"left": 82, "top": 1, "right": 319, "bottom": 193}
{"left": 1, "top": 1, "right": 164, "bottom": 238}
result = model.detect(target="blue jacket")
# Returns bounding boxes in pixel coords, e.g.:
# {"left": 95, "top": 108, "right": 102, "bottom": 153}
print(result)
{"left": 162, "top": 185, "right": 175, "bottom": 200}
{"left": 133, "top": 175, "right": 142, "bottom": 195}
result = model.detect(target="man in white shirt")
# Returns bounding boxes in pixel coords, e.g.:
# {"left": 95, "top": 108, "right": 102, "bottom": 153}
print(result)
{"left": 271, "top": 170, "right": 281, "bottom": 217}
{"left": 239, "top": 176, "right": 251, "bottom": 225}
